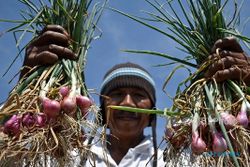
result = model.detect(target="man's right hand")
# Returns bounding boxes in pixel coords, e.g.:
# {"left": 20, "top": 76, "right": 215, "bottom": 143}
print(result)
{"left": 21, "top": 25, "right": 76, "bottom": 77}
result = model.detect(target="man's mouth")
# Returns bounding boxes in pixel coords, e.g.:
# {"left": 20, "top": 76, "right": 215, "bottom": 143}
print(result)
{"left": 114, "top": 110, "right": 139, "bottom": 120}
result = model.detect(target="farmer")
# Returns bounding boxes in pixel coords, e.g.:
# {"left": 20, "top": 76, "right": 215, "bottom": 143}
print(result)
{"left": 23, "top": 25, "right": 250, "bottom": 166}
{"left": 86, "top": 61, "right": 164, "bottom": 166}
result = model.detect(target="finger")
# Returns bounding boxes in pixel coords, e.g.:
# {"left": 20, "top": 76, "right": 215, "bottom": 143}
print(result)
{"left": 32, "top": 30, "right": 70, "bottom": 47}
{"left": 42, "top": 25, "right": 69, "bottom": 37}
{"left": 220, "top": 50, "right": 247, "bottom": 60}
{"left": 213, "top": 67, "right": 240, "bottom": 82}
{"left": 205, "top": 56, "right": 248, "bottom": 78}
{"left": 206, "top": 51, "right": 246, "bottom": 63}
{"left": 212, "top": 66, "right": 247, "bottom": 83}
{"left": 242, "top": 68, "right": 250, "bottom": 86}
{"left": 212, "top": 37, "right": 243, "bottom": 53}
{"left": 46, "top": 44, "right": 77, "bottom": 60}
{"left": 25, "top": 45, "right": 76, "bottom": 67}
{"left": 34, "top": 51, "right": 59, "bottom": 66}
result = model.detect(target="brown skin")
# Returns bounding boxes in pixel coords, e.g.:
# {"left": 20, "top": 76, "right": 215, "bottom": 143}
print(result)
{"left": 204, "top": 37, "right": 250, "bottom": 85}
{"left": 20, "top": 25, "right": 76, "bottom": 78}
{"left": 104, "top": 87, "right": 151, "bottom": 164}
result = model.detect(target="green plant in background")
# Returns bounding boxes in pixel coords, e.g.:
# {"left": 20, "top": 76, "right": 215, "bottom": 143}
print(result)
{"left": 0, "top": 0, "right": 106, "bottom": 166}
{"left": 110, "top": 0, "right": 250, "bottom": 166}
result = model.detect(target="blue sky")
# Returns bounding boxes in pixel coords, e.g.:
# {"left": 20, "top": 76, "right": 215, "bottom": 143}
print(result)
{"left": 0, "top": 0, "right": 250, "bottom": 145}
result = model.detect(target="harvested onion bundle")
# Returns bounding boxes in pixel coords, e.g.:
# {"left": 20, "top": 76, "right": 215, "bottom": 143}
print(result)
{"left": 0, "top": 0, "right": 105, "bottom": 166}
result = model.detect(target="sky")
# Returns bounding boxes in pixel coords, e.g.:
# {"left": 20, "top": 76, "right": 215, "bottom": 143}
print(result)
{"left": 0, "top": 0, "right": 250, "bottom": 146}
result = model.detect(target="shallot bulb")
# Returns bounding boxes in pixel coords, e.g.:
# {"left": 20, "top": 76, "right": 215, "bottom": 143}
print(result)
{"left": 191, "top": 131, "right": 206, "bottom": 155}
{"left": 36, "top": 113, "right": 47, "bottom": 127}
{"left": 59, "top": 86, "right": 69, "bottom": 98}
{"left": 212, "top": 131, "right": 227, "bottom": 153}
{"left": 42, "top": 97, "right": 61, "bottom": 119}
{"left": 22, "top": 112, "right": 36, "bottom": 129}
{"left": 237, "top": 101, "right": 249, "bottom": 128}
{"left": 191, "top": 112, "right": 206, "bottom": 155}
{"left": 61, "top": 95, "right": 77, "bottom": 114}
{"left": 220, "top": 112, "right": 238, "bottom": 129}
{"left": 76, "top": 95, "right": 92, "bottom": 115}
{"left": 3, "top": 115, "right": 21, "bottom": 136}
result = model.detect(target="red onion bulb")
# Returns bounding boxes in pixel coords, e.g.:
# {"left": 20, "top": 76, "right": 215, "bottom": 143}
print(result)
{"left": 61, "top": 95, "right": 77, "bottom": 115}
{"left": 212, "top": 132, "right": 227, "bottom": 153}
{"left": 3, "top": 115, "right": 21, "bottom": 136}
{"left": 22, "top": 112, "right": 36, "bottom": 129}
{"left": 59, "top": 86, "right": 69, "bottom": 98}
{"left": 191, "top": 131, "right": 207, "bottom": 155}
{"left": 76, "top": 95, "right": 92, "bottom": 115}
{"left": 42, "top": 97, "right": 61, "bottom": 119}
{"left": 220, "top": 112, "right": 238, "bottom": 129}
{"left": 36, "top": 113, "right": 47, "bottom": 127}
{"left": 237, "top": 102, "right": 249, "bottom": 128}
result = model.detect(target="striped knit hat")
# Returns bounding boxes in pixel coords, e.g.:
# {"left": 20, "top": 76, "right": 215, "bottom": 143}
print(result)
{"left": 99, "top": 62, "right": 156, "bottom": 126}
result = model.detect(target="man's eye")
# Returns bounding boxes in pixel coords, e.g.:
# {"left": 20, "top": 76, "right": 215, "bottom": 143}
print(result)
{"left": 133, "top": 93, "right": 147, "bottom": 99}
{"left": 109, "top": 92, "right": 124, "bottom": 98}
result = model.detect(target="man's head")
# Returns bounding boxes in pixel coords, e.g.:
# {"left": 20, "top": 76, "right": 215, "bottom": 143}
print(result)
{"left": 99, "top": 62, "right": 156, "bottom": 137}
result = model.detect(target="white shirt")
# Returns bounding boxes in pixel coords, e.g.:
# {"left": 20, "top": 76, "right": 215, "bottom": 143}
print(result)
{"left": 84, "top": 135, "right": 165, "bottom": 167}
{"left": 164, "top": 147, "right": 202, "bottom": 167}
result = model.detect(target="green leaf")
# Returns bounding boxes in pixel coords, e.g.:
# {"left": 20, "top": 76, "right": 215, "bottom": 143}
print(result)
{"left": 108, "top": 105, "right": 181, "bottom": 117}
{"left": 122, "top": 49, "right": 198, "bottom": 68}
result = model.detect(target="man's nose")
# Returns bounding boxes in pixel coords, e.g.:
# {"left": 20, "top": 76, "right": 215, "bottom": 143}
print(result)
{"left": 120, "top": 94, "right": 136, "bottom": 107}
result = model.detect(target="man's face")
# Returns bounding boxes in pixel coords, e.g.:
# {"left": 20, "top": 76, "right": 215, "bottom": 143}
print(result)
{"left": 104, "top": 87, "right": 152, "bottom": 139}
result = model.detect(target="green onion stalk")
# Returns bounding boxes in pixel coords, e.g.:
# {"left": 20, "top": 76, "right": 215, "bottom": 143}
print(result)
{"left": 0, "top": 0, "right": 106, "bottom": 166}
{"left": 109, "top": 0, "right": 250, "bottom": 166}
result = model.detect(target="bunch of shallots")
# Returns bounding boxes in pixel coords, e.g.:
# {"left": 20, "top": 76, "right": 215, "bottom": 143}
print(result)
{"left": 164, "top": 80, "right": 250, "bottom": 167}
{"left": 3, "top": 86, "right": 92, "bottom": 137}
{"left": 0, "top": 0, "right": 106, "bottom": 166}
